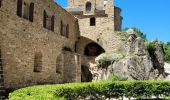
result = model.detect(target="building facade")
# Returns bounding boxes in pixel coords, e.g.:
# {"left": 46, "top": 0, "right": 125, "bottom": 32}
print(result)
{"left": 0, "top": 0, "right": 124, "bottom": 98}
{"left": 66, "top": 0, "right": 124, "bottom": 74}
{"left": 0, "top": 0, "right": 81, "bottom": 97}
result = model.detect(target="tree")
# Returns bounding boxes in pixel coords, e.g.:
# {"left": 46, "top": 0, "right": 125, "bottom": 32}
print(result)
{"left": 164, "top": 42, "right": 170, "bottom": 62}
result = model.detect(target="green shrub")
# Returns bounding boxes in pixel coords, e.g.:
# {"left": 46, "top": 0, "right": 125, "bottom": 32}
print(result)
{"left": 107, "top": 73, "right": 128, "bottom": 82}
{"left": 9, "top": 81, "right": 170, "bottom": 100}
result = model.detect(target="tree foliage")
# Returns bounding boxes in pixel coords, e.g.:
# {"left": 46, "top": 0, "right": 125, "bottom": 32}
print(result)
{"left": 162, "top": 42, "right": 170, "bottom": 63}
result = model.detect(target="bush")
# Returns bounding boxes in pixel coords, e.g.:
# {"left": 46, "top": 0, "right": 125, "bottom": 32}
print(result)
{"left": 107, "top": 73, "right": 128, "bottom": 81}
{"left": 9, "top": 81, "right": 170, "bottom": 100}
{"left": 164, "top": 42, "right": 170, "bottom": 62}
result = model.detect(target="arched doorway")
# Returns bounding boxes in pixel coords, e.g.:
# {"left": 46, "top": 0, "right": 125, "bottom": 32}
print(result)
{"left": 84, "top": 42, "right": 105, "bottom": 57}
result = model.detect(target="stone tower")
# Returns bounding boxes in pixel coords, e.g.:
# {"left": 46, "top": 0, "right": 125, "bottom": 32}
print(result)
{"left": 67, "top": 0, "right": 124, "bottom": 82}
{"left": 67, "top": 0, "right": 122, "bottom": 32}
{"left": 67, "top": 0, "right": 123, "bottom": 53}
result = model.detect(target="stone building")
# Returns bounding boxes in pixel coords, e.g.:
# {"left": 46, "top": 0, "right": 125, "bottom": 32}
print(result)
{"left": 0, "top": 0, "right": 82, "bottom": 98}
{"left": 66, "top": 0, "right": 124, "bottom": 81}
{"left": 0, "top": 0, "right": 123, "bottom": 98}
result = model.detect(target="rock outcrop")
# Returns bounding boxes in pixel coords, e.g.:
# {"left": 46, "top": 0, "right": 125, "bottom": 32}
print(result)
{"left": 92, "top": 29, "right": 166, "bottom": 81}
{"left": 81, "top": 64, "right": 93, "bottom": 82}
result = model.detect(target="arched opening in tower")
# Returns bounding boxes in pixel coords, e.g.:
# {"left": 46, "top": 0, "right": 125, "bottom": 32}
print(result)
{"left": 84, "top": 42, "right": 105, "bottom": 57}
{"left": 86, "top": 2, "right": 92, "bottom": 12}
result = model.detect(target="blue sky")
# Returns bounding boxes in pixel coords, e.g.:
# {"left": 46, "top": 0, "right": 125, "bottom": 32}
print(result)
{"left": 55, "top": 0, "right": 170, "bottom": 42}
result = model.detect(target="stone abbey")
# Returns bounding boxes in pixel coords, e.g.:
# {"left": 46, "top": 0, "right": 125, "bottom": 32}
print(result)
{"left": 0, "top": 0, "right": 124, "bottom": 98}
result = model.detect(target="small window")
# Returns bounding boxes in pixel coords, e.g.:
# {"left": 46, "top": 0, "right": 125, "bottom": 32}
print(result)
{"left": 90, "top": 17, "right": 96, "bottom": 26}
{"left": 86, "top": 2, "right": 91, "bottom": 12}
{"left": 43, "top": 10, "right": 54, "bottom": 31}
{"left": 34, "top": 52, "right": 42, "bottom": 72}
{"left": 51, "top": 15, "right": 55, "bottom": 31}
{"left": 29, "top": 3, "right": 34, "bottom": 22}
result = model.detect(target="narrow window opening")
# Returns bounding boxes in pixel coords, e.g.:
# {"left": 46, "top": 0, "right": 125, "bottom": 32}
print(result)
{"left": 43, "top": 10, "right": 54, "bottom": 31}
{"left": 0, "top": 0, "right": 2, "bottom": 8}
{"left": 29, "top": 3, "right": 34, "bottom": 22}
{"left": 51, "top": 15, "right": 55, "bottom": 31}
{"left": 90, "top": 17, "right": 96, "bottom": 26}
{"left": 66, "top": 24, "right": 69, "bottom": 38}
{"left": 86, "top": 2, "right": 91, "bottom": 12}
{"left": 43, "top": 10, "right": 47, "bottom": 28}
{"left": 75, "top": 41, "right": 78, "bottom": 52}
{"left": 17, "top": 0, "right": 22, "bottom": 17}
{"left": 34, "top": 52, "right": 42, "bottom": 72}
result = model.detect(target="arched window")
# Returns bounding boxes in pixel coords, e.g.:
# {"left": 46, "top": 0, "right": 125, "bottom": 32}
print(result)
{"left": 34, "top": 52, "right": 42, "bottom": 72}
{"left": 86, "top": 2, "right": 92, "bottom": 12}
{"left": 43, "top": 10, "right": 55, "bottom": 31}
{"left": 17, "top": 0, "right": 22, "bottom": 17}
{"left": 29, "top": 3, "right": 34, "bottom": 22}
{"left": 90, "top": 17, "right": 96, "bottom": 26}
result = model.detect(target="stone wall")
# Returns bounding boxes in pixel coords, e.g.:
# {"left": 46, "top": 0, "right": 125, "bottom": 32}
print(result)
{"left": 114, "top": 6, "right": 123, "bottom": 31}
{"left": 0, "top": 0, "right": 80, "bottom": 91}
{"left": 77, "top": 16, "right": 127, "bottom": 52}
{"left": 63, "top": 51, "right": 81, "bottom": 83}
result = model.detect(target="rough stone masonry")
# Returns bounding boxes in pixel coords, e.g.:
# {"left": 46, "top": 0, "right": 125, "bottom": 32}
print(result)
{"left": 0, "top": 0, "right": 166, "bottom": 99}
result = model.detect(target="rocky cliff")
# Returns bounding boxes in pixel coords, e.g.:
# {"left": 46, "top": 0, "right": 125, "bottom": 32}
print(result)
{"left": 89, "top": 29, "right": 166, "bottom": 81}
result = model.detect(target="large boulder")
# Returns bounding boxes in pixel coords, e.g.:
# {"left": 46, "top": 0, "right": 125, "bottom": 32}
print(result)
{"left": 81, "top": 64, "right": 93, "bottom": 82}
{"left": 92, "top": 31, "right": 166, "bottom": 81}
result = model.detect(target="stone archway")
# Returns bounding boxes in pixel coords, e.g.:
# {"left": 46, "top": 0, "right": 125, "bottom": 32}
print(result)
{"left": 84, "top": 42, "right": 105, "bottom": 57}
{"left": 76, "top": 36, "right": 105, "bottom": 82}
